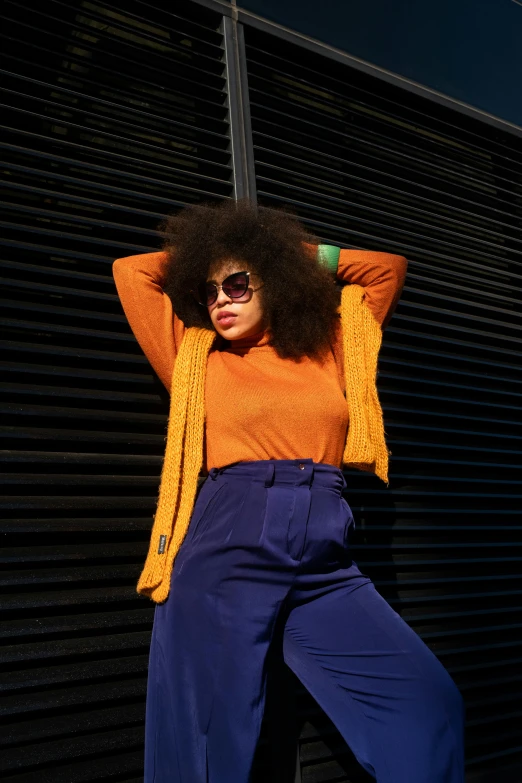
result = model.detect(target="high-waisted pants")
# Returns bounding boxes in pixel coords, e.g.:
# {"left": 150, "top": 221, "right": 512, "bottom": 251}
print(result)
{"left": 144, "top": 459, "right": 465, "bottom": 782}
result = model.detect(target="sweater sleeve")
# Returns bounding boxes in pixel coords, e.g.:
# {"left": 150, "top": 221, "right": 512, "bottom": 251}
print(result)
{"left": 112, "top": 250, "right": 188, "bottom": 391}
{"left": 336, "top": 249, "right": 408, "bottom": 329}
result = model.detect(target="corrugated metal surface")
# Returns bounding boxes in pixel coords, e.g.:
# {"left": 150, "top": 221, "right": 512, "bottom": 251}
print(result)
{"left": 3, "top": 1, "right": 522, "bottom": 780}
{"left": 243, "top": 24, "right": 522, "bottom": 783}
{"left": 0, "top": 0, "right": 233, "bottom": 779}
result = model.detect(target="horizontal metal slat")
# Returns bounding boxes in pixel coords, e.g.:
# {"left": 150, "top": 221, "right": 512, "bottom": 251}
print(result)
{"left": 1, "top": 67, "right": 229, "bottom": 146}
{"left": 0, "top": 425, "right": 161, "bottom": 444}
{"left": 0, "top": 608, "right": 153, "bottom": 639}
{"left": 20, "top": 0, "right": 223, "bottom": 61}
{"left": 1, "top": 585, "right": 140, "bottom": 612}
{"left": 0, "top": 245, "right": 115, "bottom": 269}
{"left": 1, "top": 201, "right": 159, "bottom": 241}
{"left": 0, "top": 450, "right": 161, "bottom": 465}
{"left": 395, "top": 268, "right": 521, "bottom": 306}
{"left": 0, "top": 50, "right": 228, "bottom": 130}
{"left": 381, "top": 341, "right": 521, "bottom": 374}
{"left": 383, "top": 400, "right": 522, "bottom": 427}
{"left": 379, "top": 357, "right": 521, "bottom": 390}
{"left": 1, "top": 155, "right": 230, "bottom": 206}
{"left": 0, "top": 299, "right": 128, "bottom": 325}
{"left": 0, "top": 134, "right": 232, "bottom": 202}
{"left": 0, "top": 27, "right": 225, "bottom": 112}
{"left": 246, "top": 72, "right": 521, "bottom": 195}
{"left": 1, "top": 542, "right": 148, "bottom": 563}
{"left": 393, "top": 313, "right": 522, "bottom": 348}
{"left": 383, "top": 387, "right": 521, "bottom": 414}
{"left": 1, "top": 750, "right": 144, "bottom": 783}
{"left": 1, "top": 559, "right": 141, "bottom": 583}
{"left": 1, "top": 402, "right": 165, "bottom": 423}
{"left": 1, "top": 631, "right": 151, "bottom": 666}
{"left": 253, "top": 162, "right": 522, "bottom": 251}
{"left": 0, "top": 98, "right": 230, "bottom": 179}
{"left": 386, "top": 327, "right": 522, "bottom": 360}
{"left": 1, "top": 654, "right": 149, "bottom": 693}
{"left": 251, "top": 123, "right": 521, "bottom": 231}
{"left": 0, "top": 105, "right": 231, "bottom": 183}
{"left": 0, "top": 360, "right": 154, "bottom": 385}
{"left": 1, "top": 497, "right": 156, "bottom": 513}
{"left": 0, "top": 175, "right": 165, "bottom": 224}
{"left": 2, "top": 703, "right": 145, "bottom": 747}
{"left": 244, "top": 40, "right": 522, "bottom": 174}
{"left": 0, "top": 517, "right": 153, "bottom": 533}
{"left": 0, "top": 383, "right": 161, "bottom": 403}
{"left": 248, "top": 96, "right": 509, "bottom": 200}
{"left": 0, "top": 317, "right": 141, "bottom": 345}
{"left": 0, "top": 725, "right": 144, "bottom": 771}
{"left": 2, "top": 5, "right": 226, "bottom": 88}
{"left": 1, "top": 476, "right": 158, "bottom": 490}
{"left": 245, "top": 72, "right": 508, "bottom": 198}
{"left": 0, "top": 84, "right": 231, "bottom": 163}
{"left": 0, "top": 340, "right": 148, "bottom": 364}
{"left": 400, "top": 296, "right": 521, "bottom": 329}
{"left": 1, "top": 680, "right": 146, "bottom": 715}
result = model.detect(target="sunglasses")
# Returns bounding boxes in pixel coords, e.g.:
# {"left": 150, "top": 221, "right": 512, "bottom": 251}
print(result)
{"left": 192, "top": 270, "right": 263, "bottom": 307}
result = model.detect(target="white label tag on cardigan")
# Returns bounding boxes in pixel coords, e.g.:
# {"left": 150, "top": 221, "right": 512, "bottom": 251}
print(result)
{"left": 158, "top": 535, "right": 167, "bottom": 554}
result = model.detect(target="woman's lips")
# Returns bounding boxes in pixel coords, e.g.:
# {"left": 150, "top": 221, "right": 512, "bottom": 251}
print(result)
{"left": 217, "top": 314, "right": 237, "bottom": 326}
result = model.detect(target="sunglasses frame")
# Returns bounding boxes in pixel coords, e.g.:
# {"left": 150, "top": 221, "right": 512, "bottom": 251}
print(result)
{"left": 191, "top": 270, "right": 263, "bottom": 307}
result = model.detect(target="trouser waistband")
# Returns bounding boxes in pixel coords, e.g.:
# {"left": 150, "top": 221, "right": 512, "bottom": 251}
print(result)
{"left": 208, "top": 458, "right": 346, "bottom": 494}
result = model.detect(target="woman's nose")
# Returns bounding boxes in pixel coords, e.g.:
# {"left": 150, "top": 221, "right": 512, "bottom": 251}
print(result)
{"left": 215, "top": 286, "right": 233, "bottom": 305}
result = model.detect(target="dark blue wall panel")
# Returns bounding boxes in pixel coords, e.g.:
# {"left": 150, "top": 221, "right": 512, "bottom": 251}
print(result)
{"left": 238, "top": 0, "right": 522, "bottom": 130}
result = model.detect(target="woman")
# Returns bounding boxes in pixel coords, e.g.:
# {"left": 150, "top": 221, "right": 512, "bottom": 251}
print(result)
{"left": 113, "top": 198, "right": 465, "bottom": 783}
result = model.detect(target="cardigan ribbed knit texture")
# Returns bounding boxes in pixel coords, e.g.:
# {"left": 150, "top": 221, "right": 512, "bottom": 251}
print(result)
{"left": 136, "top": 283, "right": 389, "bottom": 603}
{"left": 340, "top": 284, "right": 389, "bottom": 481}
{"left": 137, "top": 327, "right": 216, "bottom": 599}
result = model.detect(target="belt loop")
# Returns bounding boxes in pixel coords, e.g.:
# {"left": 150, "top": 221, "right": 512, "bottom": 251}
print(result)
{"left": 264, "top": 462, "right": 275, "bottom": 488}
{"left": 209, "top": 467, "right": 219, "bottom": 481}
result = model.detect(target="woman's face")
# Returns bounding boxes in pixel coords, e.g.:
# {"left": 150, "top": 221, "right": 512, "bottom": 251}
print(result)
{"left": 206, "top": 260, "right": 267, "bottom": 341}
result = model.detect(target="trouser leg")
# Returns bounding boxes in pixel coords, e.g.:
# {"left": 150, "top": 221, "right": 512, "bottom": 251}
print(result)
{"left": 283, "top": 578, "right": 466, "bottom": 783}
{"left": 144, "top": 468, "right": 296, "bottom": 783}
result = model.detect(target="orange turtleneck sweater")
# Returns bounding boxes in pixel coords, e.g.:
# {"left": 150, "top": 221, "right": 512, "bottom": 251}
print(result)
{"left": 112, "top": 247, "right": 407, "bottom": 472}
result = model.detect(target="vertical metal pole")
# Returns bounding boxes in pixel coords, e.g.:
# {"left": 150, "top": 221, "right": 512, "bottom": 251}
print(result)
{"left": 294, "top": 742, "right": 302, "bottom": 783}
{"left": 225, "top": 10, "right": 301, "bottom": 777}
{"left": 222, "top": 8, "right": 257, "bottom": 203}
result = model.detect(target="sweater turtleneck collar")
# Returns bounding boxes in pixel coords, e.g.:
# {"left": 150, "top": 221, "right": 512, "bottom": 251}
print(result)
{"left": 221, "top": 327, "right": 272, "bottom": 354}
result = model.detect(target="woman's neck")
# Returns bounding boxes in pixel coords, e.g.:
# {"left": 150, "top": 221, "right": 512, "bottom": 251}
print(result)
{"left": 222, "top": 327, "right": 271, "bottom": 354}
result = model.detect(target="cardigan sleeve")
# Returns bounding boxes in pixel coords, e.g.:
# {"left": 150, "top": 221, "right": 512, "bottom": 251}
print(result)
{"left": 336, "top": 248, "right": 408, "bottom": 329}
{"left": 112, "top": 250, "right": 188, "bottom": 391}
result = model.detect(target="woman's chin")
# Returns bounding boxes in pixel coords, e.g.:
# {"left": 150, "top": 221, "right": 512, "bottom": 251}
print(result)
{"left": 214, "top": 322, "right": 241, "bottom": 339}
{"left": 215, "top": 322, "right": 259, "bottom": 341}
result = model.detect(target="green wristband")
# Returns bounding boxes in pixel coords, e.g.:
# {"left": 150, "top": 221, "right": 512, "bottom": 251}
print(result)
{"left": 317, "top": 244, "right": 341, "bottom": 277}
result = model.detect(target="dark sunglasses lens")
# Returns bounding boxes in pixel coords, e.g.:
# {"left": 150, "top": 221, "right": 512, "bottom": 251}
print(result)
{"left": 197, "top": 282, "right": 217, "bottom": 306}
{"left": 223, "top": 272, "right": 248, "bottom": 298}
{"left": 196, "top": 272, "right": 249, "bottom": 306}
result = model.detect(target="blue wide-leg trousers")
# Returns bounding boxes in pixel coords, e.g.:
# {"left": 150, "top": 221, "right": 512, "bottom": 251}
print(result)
{"left": 144, "top": 459, "right": 465, "bottom": 782}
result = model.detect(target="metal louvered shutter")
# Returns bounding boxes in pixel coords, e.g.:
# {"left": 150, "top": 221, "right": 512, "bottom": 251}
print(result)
{"left": 0, "top": 0, "right": 233, "bottom": 780}
{"left": 243, "top": 24, "right": 522, "bottom": 783}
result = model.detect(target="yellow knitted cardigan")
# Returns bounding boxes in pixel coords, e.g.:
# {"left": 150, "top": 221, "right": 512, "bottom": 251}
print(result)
{"left": 137, "top": 283, "right": 389, "bottom": 603}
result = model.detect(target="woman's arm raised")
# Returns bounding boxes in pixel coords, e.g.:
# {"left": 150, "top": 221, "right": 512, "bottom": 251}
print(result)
{"left": 336, "top": 248, "right": 408, "bottom": 329}
{"left": 112, "top": 251, "right": 188, "bottom": 391}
